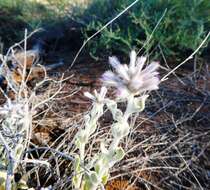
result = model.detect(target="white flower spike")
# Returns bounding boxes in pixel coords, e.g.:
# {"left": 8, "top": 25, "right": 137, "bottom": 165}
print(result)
{"left": 101, "top": 50, "right": 160, "bottom": 98}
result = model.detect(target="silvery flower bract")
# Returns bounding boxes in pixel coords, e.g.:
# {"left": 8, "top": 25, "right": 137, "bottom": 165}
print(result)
{"left": 101, "top": 50, "right": 160, "bottom": 98}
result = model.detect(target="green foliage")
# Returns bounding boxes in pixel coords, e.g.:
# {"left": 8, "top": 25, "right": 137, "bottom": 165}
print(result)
{"left": 0, "top": 0, "right": 69, "bottom": 47}
{"left": 80, "top": 0, "right": 210, "bottom": 60}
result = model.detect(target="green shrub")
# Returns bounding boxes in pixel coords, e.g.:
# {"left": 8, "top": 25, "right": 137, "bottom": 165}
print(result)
{"left": 80, "top": 0, "right": 210, "bottom": 60}
{"left": 0, "top": 0, "right": 69, "bottom": 48}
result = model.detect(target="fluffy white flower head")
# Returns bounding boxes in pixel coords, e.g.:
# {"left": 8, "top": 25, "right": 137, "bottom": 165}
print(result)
{"left": 101, "top": 50, "right": 160, "bottom": 98}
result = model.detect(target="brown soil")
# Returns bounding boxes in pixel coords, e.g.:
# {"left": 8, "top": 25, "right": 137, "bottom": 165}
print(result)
{"left": 1, "top": 26, "right": 210, "bottom": 189}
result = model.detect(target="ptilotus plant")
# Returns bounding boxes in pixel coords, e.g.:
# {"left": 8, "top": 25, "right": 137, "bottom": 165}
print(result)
{"left": 73, "top": 87, "right": 107, "bottom": 189}
{"left": 73, "top": 50, "right": 160, "bottom": 190}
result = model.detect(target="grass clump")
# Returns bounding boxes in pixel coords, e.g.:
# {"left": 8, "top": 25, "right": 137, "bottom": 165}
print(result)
{"left": 79, "top": 0, "right": 210, "bottom": 60}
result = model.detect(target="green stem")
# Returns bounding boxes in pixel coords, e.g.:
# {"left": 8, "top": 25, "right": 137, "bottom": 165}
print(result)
{"left": 110, "top": 138, "right": 120, "bottom": 152}
{"left": 124, "top": 95, "right": 134, "bottom": 120}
